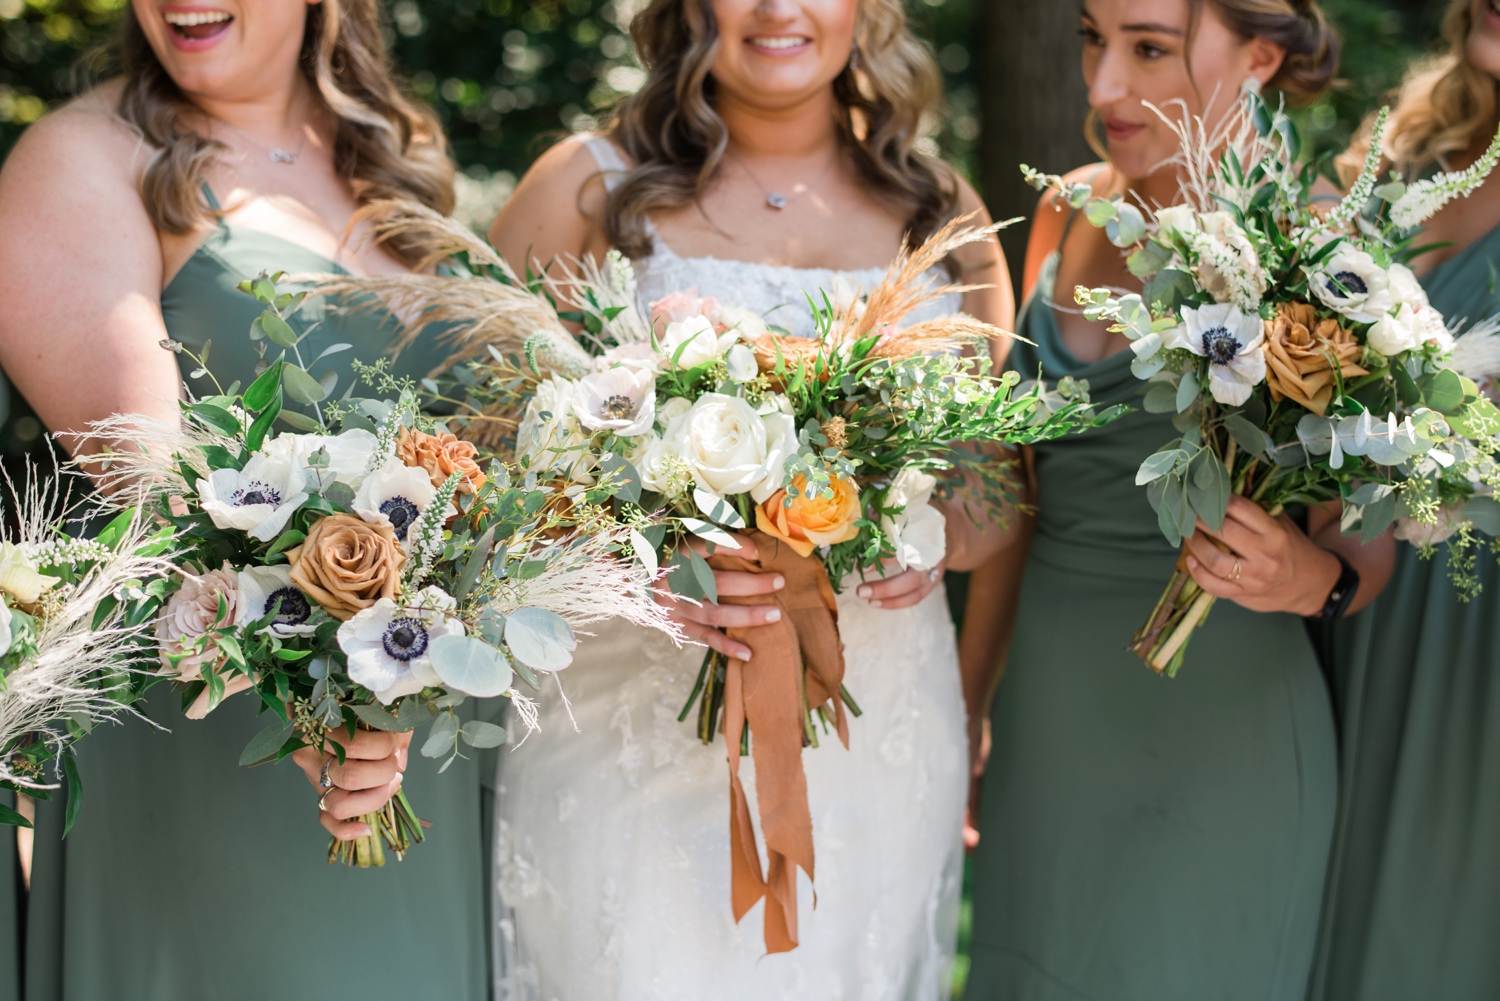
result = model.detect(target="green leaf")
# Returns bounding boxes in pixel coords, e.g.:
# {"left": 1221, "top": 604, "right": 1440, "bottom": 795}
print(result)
{"left": 1176, "top": 369, "right": 1200, "bottom": 413}
{"left": 512, "top": 559, "right": 548, "bottom": 581}
{"left": 1185, "top": 450, "right": 1229, "bottom": 532}
{"left": 1106, "top": 202, "right": 1146, "bottom": 248}
{"left": 665, "top": 548, "right": 707, "bottom": 601}
{"left": 693, "top": 487, "right": 746, "bottom": 529}
{"left": 1465, "top": 496, "right": 1500, "bottom": 536}
{"left": 1361, "top": 488, "right": 1398, "bottom": 545}
{"left": 1083, "top": 197, "right": 1117, "bottom": 226}
{"left": 504, "top": 607, "right": 577, "bottom": 672}
{"left": 1142, "top": 382, "right": 1177, "bottom": 414}
{"left": 242, "top": 359, "right": 283, "bottom": 413}
{"left": 185, "top": 402, "right": 242, "bottom": 436}
{"left": 1222, "top": 412, "right": 1269, "bottom": 460}
{"left": 680, "top": 517, "right": 742, "bottom": 550}
{"left": 0, "top": 802, "right": 31, "bottom": 829}
{"left": 323, "top": 481, "right": 355, "bottom": 511}
{"left": 240, "top": 720, "right": 297, "bottom": 765}
{"left": 265, "top": 529, "right": 305, "bottom": 557}
{"left": 246, "top": 387, "right": 283, "bottom": 453}
{"left": 351, "top": 704, "right": 406, "bottom": 732}
{"left": 686, "top": 544, "right": 717, "bottom": 603}
{"left": 598, "top": 453, "right": 642, "bottom": 505}
{"left": 1142, "top": 268, "right": 1196, "bottom": 317}
{"left": 1135, "top": 448, "right": 1185, "bottom": 486}
{"left": 62, "top": 754, "right": 83, "bottom": 838}
{"left": 420, "top": 713, "right": 459, "bottom": 758}
{"left": 457, "top": 527, "right": 496, "bottom": 599}
{"left": 282, "top": 364, "right": 328, "bottom": 404}
{"left": 276, "top": 409, "right": 322, "bottom": 432}
{"left": 257, "top": 311, "right": 300, "bottom": 348}
{"left": 459, "top": 719, "right": 507, "bottom": 748}
{"left": 1425, "top": 369, "right": 1466, "bottom": 414}
{"left": 430, "top": 634, "right": 514, "bottom": 697}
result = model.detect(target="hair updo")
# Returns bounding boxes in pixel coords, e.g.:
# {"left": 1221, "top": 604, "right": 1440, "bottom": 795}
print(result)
{"left": 1196, "top": 0, "right": 1340, "bottom": 104}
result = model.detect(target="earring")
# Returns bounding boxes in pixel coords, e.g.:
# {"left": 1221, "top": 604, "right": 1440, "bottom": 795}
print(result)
{"left": 849, "top": 42, "right": 860, "bottom": 71}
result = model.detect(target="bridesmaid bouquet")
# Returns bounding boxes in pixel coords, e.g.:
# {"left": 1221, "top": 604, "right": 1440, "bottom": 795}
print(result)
{"left": 0, "top": 472, "right": 176, "bottom": 832}
{"left": 84, "top": 274, "right": 674, "bottom": 867}
{"left": 1025, "top": 88, "right": 1500, "bottom": 675}
{"left": 319, "top": 206, "right": 1121, "bottom": 950}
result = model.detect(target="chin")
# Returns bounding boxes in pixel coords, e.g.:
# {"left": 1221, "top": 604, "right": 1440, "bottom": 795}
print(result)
{"left": 1467, "top": 34, "right": 1500, "bottom": 82}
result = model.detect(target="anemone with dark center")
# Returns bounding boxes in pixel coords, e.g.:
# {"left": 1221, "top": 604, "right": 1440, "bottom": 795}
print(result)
{"left": 601, "top": 395, "right": 636, "bottom": 420}
{"left": 1200, "top": 326, "right": 1242, "bottom": 365}
{"left": 380, "top": 496, "right": 422, "bottom": 541}
{"left": 230, "top": 481, "right": 282, "bottom": 507}
{"left": 1330, "top": 271, "right": 1368, "bottom": 296}
{"left": 264, "top": 586, "right": 312, "bottom": 627}
{"left": 382, "top": 617, "right": 429, "bottom": 662}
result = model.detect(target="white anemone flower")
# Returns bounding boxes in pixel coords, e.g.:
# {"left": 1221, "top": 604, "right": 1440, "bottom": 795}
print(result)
{"left": 236, "top": 564, "right": 319, "bottom": 637}
{"left": 516, "top": 376, "right": 593, "bottom": 482}
{"left": 1307, "top": 248, "right": 1395, "bottom": 323}
{"left": 881, "top": 467, "right": 948, "bottom": 571}
{"left": 574, "top": 365, "right": 656, "bottom": 437}
{"left": 1164, "top": 303, "right": 1267, "bottom": 406}
{"left": 353, "top": 459, "right": 445, "bottom": 549}
{"left": 337, "top": 586, "right": 465, "bottom": 704}
{"left": 196, "top": 453, "right": 309, "bottom": 542}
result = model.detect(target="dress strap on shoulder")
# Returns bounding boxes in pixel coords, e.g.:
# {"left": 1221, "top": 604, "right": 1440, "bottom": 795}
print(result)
{"left": 578, "top": 135, "right": 629, "bottom": 192}
{"left": 200, "top": 182, "right": 222, "bottom": 212}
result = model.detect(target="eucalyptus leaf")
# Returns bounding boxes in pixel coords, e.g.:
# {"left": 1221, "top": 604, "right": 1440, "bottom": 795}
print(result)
{"left": 1083, "top": 197, "right": 1118, "bottom": 226}
{"left": 429, "top": 634, "right": 514, "bottom": 697}
{"left": 282, "top": 364, "right": 328, "bottom": 405}
{"left": 1106, "top": 203, "right": 1147, "bottom": 248}
{"left": 258, "top": 312, "right": 300, "bottom": 349}
{"left": 351, "top": 704, "right": 405, "bottom": 732}
{"left": 1176, "top": 369, "right": 1200, "bottom": 413}
{"left": 1142, "top": 382, "right": 1177, "bottom": 414}
{"left": 1136, "top": 448, "right": 1185, "bottom": 486}
{"left": 323, "top": 480, "right": 355, "bottom": 510}
{"left": 457, "top": 527, "right": 496, "bottom": 598}
{"left": 276, "top": 409, "right": 322, "bottom": 432}
{"left": 504, "top": 607, "right": 577, "bottom": 672}
{"left": 313, "top": 342, "right": 353, "bottom": 364}
{"left": 680, "top": 517, "right": 742, "bottom": 550}
{"left": 1361, "top": 488, "right": 1398, "bottom": 545}
{"left": 1464, "top": 495, "right": 1500, "bottom": 536}
{"left": 240, "top": 720, "right": 297, "bottom": 765}
{"left": 694, "top": 487, "right": 746, "bottom": 529}
{"left": 459, "top": 719, "right": 508, "bottom": 748}
{"left": 598, "top": 452, "right": 642, "bottom": 504}
{"left": 421, "top": 713, "right": 459, "bottom": 758}
{"left": 1222, "top": 412, "right": 1270, "bottom": 460}
{"left": 630, "top": 528, "right": 659, "bottom": 577}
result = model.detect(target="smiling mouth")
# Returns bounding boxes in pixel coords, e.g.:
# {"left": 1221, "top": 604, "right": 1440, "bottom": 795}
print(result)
{"left": 163, "top": 9, "right": 234, "bottom": 40}
{"left": 747, "top": 35, "right": 811, "bottom": 51}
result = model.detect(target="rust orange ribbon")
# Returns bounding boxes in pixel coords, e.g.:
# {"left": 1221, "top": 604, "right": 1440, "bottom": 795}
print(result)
{"left": 709, "top": 530, "right": 848, "bottom": 954}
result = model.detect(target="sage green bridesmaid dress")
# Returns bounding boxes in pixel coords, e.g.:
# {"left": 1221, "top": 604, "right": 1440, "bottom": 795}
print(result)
{"left": 964, "top": 252, "right": 1338, "bottom": 1000}
{"left": 11, "top": 195, "right": 492, "bottom": 1000}
{"left": 1309, "top": 225, "right": 1500, "bottom": 1001}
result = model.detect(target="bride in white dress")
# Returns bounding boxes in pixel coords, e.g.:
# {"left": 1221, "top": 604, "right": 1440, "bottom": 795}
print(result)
{"left": 485, "top": 0, "right": 1014, "bottom": 997}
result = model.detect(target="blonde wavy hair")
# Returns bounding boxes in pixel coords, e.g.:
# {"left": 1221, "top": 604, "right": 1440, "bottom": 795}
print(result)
{"left": 112, "top": 0, "right": 453, "bottom": 263}
{"left": 1336, "top": 0, "right": 1497, "bottom": 186}
{"left": 605, "top": 0, "right": 956, "bottom": 260}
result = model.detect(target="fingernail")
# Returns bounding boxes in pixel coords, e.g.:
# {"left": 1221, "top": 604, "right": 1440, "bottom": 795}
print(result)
{"left": 857, "top": 585, "right": 872, "bottom": 598}
{"left": 735, "top": 649, "right": 752, "bottom": 661}
{"left": 773, "top": 576, "right": 785, "bottom": 590}
{"left": 764, "top": 608, "right": 781, "bottom": 623}
{"left": 868, "top": 599, "right": 883, "bottom": 608}
{"left": 355, "top": 824, "right": 372, "bottom": 837}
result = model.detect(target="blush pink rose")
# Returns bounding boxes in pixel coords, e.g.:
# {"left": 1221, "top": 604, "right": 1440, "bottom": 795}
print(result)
{"left": 650, "top": 289, "right": 719, "bottom": 336}
{"left": 156, "top": 563, "right": 241, "bottom": 681}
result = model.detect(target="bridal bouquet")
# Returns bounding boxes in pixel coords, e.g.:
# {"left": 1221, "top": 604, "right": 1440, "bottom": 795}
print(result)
{"left": 319, "top": 206, "right": 1121, "bottom": 949}
{"left": 86, "top": 274, "right": 673, "bottom": 867}
{"left": 1, "top": 470, "right": 176, "bottom": 833}
{"left": 1025, "top": 89, "right": 1500, "bottom": 675}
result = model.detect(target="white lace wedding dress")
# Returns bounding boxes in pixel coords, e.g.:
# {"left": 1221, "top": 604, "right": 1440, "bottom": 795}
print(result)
{"left": 491, "top": 137, "right": 969, "bottom": 1001}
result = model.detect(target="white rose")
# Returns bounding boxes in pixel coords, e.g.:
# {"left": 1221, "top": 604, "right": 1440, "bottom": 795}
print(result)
{"left": 516, "top": 377, "right": 593, "bottom": 481}
{"left": 1154, "top": 204, "right": 1200, "bottom": 242}
{"left": 665, "top": 392, "right": 796, "bottom": 501}
{"left": 656, "top": 395, "right": 692, "bottom": 430}
{"left": 712, "top": 304, "right": 769, "bottom": 341}
{"left": 881, "top": 467, "right": 948, "bottom": 571}
{"left": 634, "top": 434, "right": 684, "bottom": 494}
{"left": 1367, "top": 303, "right": 1425, "bottom": 356}
{"left": 574, "top": 365, "right": 656, "bottom": 437}
{"left": 263, "top": 429, "right": 378, "bottom": 487}
{"left": 1385, "top": 263, "right": 1430, "bottom": 311}
{"left": 661, "top": 315, "right": 734, "bottom": 370}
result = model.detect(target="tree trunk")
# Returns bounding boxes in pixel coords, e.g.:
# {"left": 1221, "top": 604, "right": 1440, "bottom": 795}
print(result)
{"left": 977, "top": 1, "right": 1096, "bottom": 296}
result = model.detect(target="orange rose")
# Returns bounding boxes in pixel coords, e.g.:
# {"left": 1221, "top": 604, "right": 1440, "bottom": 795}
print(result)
{"left": 396, "top": 428, "right": 487, "bottom": 496}
{"left": 755, "top": 474, "right": 861, "bottom": 558}
{"left": 1263, "top": 301, "right": 1368, "bottom": 415}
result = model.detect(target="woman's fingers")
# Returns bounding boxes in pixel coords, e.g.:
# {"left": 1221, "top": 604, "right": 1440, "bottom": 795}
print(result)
{"left": 322, "top": 814, "right": 373, "bottom": 841}
{"left": 673, "top": 598, "right": 781, "bottom": 630}
{"left": 321, "top": 774, "right": 404, "bottom": 822}
{"left": 687, "top": 533, "right": 759, "bottom": 563}
{"left": 328, "top": 755, "right": 400, "bottom": 793}
{"left": 325, "top": 726, "right": 403, "bottom": 761}
{"left": 1184, "top": 529, "right": 1239, "bottom": 579}
{"left": 713, "top": 569, "right": 785, "bottom": 597}
{"left": 679, "top": 620, "right": 753, "bottom": 662}
{"left": 856, "top": 562, "right": 945, "bottom": 610}
{"left": 1224, "top": 494, "right": 1279, "bottom": 535}
{"left": 1184, "top": 555, "right": 1242, "bottom": 599}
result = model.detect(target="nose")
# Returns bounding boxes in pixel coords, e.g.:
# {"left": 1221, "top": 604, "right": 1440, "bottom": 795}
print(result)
{"left": 753, "top": 0, "right": 800, "bottom": 25}
{"left": 1088, "top": 44, "right": 1131, "bottom": 111}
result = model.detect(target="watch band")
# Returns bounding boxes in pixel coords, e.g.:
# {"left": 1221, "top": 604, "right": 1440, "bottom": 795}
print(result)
{"left": 1315, "top": 552, "right": 1360, "bottom": 620}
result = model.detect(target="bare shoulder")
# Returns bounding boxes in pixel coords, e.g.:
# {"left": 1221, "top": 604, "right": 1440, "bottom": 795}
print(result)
{"left": 1, "top": 84, "right": 146, "bottom": 203}
{"left": 952, "top": 172, "right": 993, "bottom": 223}
{"left": 488, "top": 134, "right": 620, "bottom": 258}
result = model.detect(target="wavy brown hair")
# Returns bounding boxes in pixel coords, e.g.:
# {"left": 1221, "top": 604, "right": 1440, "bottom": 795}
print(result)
{"left": 604, "top": 0, "right": 957, "bottom": 260}
{"left": 1336, "top": 0, "right": 1496, "bottom": 186}
{"left": 112, "top": 0, "right": 453, "bottom": 263}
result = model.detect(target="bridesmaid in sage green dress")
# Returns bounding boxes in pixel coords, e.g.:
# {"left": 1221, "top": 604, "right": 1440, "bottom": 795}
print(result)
{"left": 0, "top": 0, "right": 491, "bottom": 997}
{"left": 1311, "top": 5, "right": 1500, "bottom": 997}
{"left": 959, "top": 3, "right": 1393, "bottom": 999}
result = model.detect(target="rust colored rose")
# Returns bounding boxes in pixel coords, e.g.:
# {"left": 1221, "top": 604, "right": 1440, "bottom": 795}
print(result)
{"left": 1263, "top": 301, "right": 1368, "bottom": 415}
{"left": 755, "top": 474, "right": 861, "bottom": 558}
{"left": 397, "top": 428, "right": 487, "bottom": 496}
{"left": 288, "top": 514, "right": 404, "bottom": 621}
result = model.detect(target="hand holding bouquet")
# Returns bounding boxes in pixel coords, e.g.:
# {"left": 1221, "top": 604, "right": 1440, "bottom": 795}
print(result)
{"left": 1024, "top": 88, "right": 1500, "bottom": 675}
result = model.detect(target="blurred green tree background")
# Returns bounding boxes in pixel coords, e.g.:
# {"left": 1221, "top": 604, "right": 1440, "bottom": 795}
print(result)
{"left": 0, "top": 0, "right": 1444, "bottom": 207}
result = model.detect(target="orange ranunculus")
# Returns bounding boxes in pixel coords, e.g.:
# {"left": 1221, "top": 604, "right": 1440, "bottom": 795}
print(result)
{"left": 396, "top": 428, "right": 487, "bottom": 495}
{"left": 1263, "top": 301, "right": 1368, "bottom": 415}
{"left": 755, "top": 474, "right": 861, "bottom": 558}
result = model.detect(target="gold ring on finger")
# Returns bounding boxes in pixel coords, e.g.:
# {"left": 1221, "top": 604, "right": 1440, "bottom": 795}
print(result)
{"left": 319, "top": 789, "right": 334, "bottom": 812}
{"left": 1228, "top": 559, "right": 1242, "bottom": 582}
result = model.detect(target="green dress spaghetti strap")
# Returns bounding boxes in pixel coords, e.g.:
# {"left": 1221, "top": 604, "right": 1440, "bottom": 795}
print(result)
{"left": 10, "top": 195, "right": 491, "bottom": 1000}
{"left": 963, "top": 253, "right": 1337, "bottom": 1000}
{"left": 1309, "top": 224, "right": 1500, "bottom": 1001}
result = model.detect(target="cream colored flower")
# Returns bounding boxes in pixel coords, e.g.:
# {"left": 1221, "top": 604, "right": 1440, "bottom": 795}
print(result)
{"left": 881, "top": 468, "right": 948, "bottom": 571}
{"left": 156, "top": 564, "right": 241, "bottom": 680}
{"left": 0, "top": 542, "right": 56, "bottom": 605}
{"left": 664, "top": 392, "right": 796, "bottom": 501}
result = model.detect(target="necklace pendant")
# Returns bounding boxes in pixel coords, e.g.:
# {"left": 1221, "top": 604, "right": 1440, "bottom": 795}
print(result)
{"left": 766, "top": 193, "right": 787, "bottom": 210}
{"left": 268, "top": 148, "right": 297, "bottom": 164}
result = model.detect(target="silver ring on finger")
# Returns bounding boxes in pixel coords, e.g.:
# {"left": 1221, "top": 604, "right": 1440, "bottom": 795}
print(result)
{"left": 928, "top": 568, "right": 942, "bottom": 583}
{"left": 318, "top": 788, "right": 334, "bottom": 812}
{"left": 319, "top": 758, "right": 332, "bottom": 789}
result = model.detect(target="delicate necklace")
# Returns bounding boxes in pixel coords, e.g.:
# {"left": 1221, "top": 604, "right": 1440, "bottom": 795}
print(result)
{"left": 216, "top": 118, "right": 309, "bottom": 165}
{"left": 728, "top": 148, "right": 838, "bottom": 210}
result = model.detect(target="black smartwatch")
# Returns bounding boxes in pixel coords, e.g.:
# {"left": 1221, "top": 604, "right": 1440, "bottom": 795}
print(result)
{"left": 1314, "top": 552, "right": 1360, "bottom": 620}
